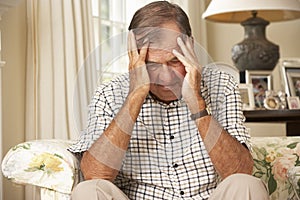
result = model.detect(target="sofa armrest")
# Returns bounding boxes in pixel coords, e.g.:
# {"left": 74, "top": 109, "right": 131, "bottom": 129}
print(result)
{"left": 1, "top": 139, "right": 79, "bottom": 194}
{"left": 251, "top": 136, "right": 300, "bottom": 200}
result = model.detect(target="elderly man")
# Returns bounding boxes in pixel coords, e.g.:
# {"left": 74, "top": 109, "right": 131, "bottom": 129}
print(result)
{"left": 69, "top": 1, "right": 269, "bottom": 199}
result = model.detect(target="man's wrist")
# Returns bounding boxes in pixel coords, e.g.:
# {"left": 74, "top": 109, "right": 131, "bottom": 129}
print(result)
{"left": 190, "top": 107, "right": 211, "bottom": 120}
{"left": 186, "top": 96, "right": 206, "bottom": 113}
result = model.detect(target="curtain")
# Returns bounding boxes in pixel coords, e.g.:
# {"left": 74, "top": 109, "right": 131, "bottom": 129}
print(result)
{"left": 26, "top": 0, "right": 96, "bottom": 140}
{"left": 25, "top": 0, "right": 96, "bottom": 199}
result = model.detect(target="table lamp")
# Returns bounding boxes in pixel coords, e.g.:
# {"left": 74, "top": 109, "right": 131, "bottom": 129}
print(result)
{"left": 202, "top": 0, "right": 300, "bottom": 72}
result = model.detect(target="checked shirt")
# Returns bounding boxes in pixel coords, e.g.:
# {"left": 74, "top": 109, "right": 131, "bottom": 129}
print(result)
{"left": 69, "top": 65, "right": 251, "bottom": 200}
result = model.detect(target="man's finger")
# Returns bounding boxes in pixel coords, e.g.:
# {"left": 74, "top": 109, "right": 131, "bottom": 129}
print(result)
{"left": 128, "top": 31, "right": 139, "bottom": 61}
{"left": 186, "top": 37, "right": 196, "bottom": 58}
{"left": 172, "top": 49, "right": 191, "bottom": 73}
{"left": 177, "top": 37, "right": 193, "bottom": 61}
{"left": 138, "top": 38, "right": 149, "bottom": 62}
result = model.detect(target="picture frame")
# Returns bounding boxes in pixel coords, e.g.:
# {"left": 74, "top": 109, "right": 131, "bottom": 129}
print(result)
{"left": 280, "top": 58, "right": 300, "bottom": 97}
{"left": 287, "top": 96, "right": 300, "bottom": 110}
{"left": 245, "top": 70, "right": 272, "bottom": 108}
{"left": 239, "top": 83, "right": 255, "bottom": 110}
{"left": 264, "top": 96, "right": 280, "bottom": 110}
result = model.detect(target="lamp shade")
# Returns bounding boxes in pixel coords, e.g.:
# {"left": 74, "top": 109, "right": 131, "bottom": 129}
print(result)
{"left": 202, "top": 0, "right": 300, "bottom": 23}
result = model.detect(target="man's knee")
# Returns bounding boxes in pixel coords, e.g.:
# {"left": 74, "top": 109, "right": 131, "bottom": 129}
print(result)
{"left": 71, "top": 180, "right": 99, "bottom": 199}
{"left": 71, "top": 179, "right": 129, "bottom": 200}
{"left": 209, "top": 173, "right": 269, "bottom": 200}
{"left": 224, "top": 173, "right": 264, "bottom": 186}
{"left": 222, "top": 173, "right": 268, "bottom": 192}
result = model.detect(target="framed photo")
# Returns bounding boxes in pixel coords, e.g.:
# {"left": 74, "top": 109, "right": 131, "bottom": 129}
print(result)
{"left": 281, "top": 59, "right": 300, "bottom": 97}
{"left": 264, "top": 96, "right": 280, "bottom": 110}
{"left": 246, "top": 70, "right": 272, "bottom": 108}
{"left": 239, "top": 83, "right": 255, "bottom": 110}
{"left": 287, "top": 96, "right": 300, "bottom": 109}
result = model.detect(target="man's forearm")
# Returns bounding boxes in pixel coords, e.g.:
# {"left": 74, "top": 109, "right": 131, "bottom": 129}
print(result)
{"left": 81, "top": 92, "right": 145, "bottom": 181}
{"left": 195, "top": 115, "right": 253, "bottom": 179}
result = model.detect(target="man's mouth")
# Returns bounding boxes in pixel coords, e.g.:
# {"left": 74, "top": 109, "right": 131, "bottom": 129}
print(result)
{"left": 155, "top": 83, "right": 179, "bottom": 91}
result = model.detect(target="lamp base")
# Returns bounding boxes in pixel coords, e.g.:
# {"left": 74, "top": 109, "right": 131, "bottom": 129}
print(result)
{"left": 232, "top": 16, "right": 279, "bottom": 72}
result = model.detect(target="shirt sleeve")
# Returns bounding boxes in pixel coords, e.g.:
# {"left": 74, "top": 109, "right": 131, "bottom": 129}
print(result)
{"left": 223, "top": 76, "right": 251, "bottom": 149}
{"left": 68, "top": 84, "right": 116, "bottom": 153}
{"left": 202, "top": 67, "right": 251, "bottom": 150}
{"left": 68, "top": 74, "right": 130, "bottom": 153}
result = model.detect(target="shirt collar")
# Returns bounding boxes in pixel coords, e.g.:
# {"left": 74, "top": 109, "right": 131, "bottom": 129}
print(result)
{"left": 145, "top": 93, "right": 186, "bottom": 108}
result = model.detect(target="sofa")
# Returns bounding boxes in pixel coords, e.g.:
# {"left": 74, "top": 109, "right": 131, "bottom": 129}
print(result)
{"left": 2, "top": 137, "right": 300, "bottom": 200}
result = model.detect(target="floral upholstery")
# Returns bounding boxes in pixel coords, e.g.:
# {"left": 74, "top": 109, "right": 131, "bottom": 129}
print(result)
{"left": 251, "top": 136, "right": 300, "bottom": 200}
{"left": 2, "top": 137, "right": 300, "bottom": 200}
{"left": 1, "top": 139, "right": 79, "bottom": 199}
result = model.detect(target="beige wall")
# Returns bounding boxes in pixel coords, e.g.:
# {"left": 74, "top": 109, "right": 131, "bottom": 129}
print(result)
{"left": 1, "top": 0, "right": 26, "bottom": 199}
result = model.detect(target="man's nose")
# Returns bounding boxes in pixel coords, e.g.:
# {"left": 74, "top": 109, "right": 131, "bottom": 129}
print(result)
{"left": 158, "top": 64, "right": 174, "bottom": 82}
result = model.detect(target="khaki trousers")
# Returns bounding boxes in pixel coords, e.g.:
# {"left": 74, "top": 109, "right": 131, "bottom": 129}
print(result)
{"left": 71, "top": 173, "right": 269, "bottom": 200}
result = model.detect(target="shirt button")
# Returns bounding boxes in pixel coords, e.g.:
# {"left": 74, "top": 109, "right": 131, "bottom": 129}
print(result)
{"left": 170, "top": 135, "right": 174, "bottom": 139}
{"left": 180, "top": 191, "right": 184, "bottom": 195}
{"left": 173, "top": 163, "right": 178, "bottom": 168}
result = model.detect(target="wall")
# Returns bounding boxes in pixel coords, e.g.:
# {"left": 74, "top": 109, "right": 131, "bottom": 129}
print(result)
{"left": 0, "top": 0, "right": 26, "bottom": 199}
{"left": 205, "top": 18, "right": 300, "bottom": 137}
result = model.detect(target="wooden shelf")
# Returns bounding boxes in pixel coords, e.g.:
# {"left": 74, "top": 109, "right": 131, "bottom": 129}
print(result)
{"left": 243, "top": 109, "right": 300, "bottom": 136}
{"left": 244, "top": 109, "right": 300, "bottom": 122}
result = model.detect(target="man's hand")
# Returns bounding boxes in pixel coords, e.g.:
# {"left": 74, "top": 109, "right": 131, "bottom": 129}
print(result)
{"left": 172, "top": 37, "right": 205, "bottom": 112}
{"left": 128, "top": 31, "right": 150, "bottom": 98}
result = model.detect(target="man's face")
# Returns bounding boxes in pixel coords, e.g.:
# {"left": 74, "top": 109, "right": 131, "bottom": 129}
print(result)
{"left": 144, "top": 23, "right": 187, "bottom": 103}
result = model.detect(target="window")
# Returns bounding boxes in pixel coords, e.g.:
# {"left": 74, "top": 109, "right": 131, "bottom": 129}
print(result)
{"left": 91, "top": 0, "right": 188, "bottom": 83}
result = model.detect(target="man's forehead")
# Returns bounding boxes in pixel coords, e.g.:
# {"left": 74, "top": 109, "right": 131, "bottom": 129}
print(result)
{"left": 149, "top": 29, "right": 183, "bottom": 51}
{"left": 147, "top": 47, "right": 178, "bottom": 62}
{"left": 134, "top": 27, "right": 187, "bottom": 50}
{"left": 147, "top": 44, "right": 181, "bottom": 55}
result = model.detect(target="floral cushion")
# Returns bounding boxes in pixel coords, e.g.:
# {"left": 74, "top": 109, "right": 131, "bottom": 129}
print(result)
{"left": 251, "top": 136, "right": 300, "bottom": 200}
{"left": 1, "top": 139, "right": 79, "bottom": 194}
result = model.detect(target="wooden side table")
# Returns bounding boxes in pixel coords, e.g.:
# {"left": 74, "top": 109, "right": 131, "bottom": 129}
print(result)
{"left": 243, "top": 109, "right": 300, "bottom": 136}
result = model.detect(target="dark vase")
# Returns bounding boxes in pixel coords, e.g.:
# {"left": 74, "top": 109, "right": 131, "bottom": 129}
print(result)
{"left": 232, "top": 16, "right": 280, "bottom": 72}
